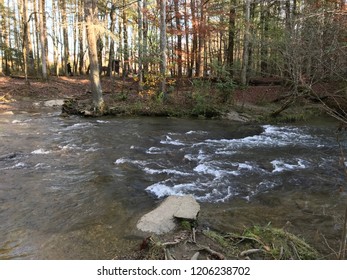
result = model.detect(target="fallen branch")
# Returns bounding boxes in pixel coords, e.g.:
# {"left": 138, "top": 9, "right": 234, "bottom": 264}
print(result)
{"left": 239, "top": 248, "right": 264, "bottom": 258}
{"left": 198, "top": 245, "right": 225, "bottom": 260}
{"left": 192, "top": 227, "right": 196, "bottom": 243}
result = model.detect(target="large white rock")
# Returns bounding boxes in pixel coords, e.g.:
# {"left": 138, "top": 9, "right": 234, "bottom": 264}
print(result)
{"left": 137, "top": 195, "right": 200, "bottom": 234}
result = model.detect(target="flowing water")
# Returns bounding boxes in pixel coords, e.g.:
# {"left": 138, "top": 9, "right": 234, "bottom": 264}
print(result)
{"left": 1, "top": 109, "right": 347, "bottom": 259}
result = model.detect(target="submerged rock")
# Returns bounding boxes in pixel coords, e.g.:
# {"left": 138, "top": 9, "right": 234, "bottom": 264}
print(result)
{"left": 137, "top": 195, "right": 200, "bottom": 234}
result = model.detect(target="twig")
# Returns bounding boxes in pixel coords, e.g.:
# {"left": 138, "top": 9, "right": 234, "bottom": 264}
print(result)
{"left": 289, "top": 241, "right": 301, "bottom": 260}
{"left": 162, "top": 240, "right": 181, "bottom": 246}
{"left": 320, "top": 233, "right": 338, "bottom": 259}
{"left": 338, "top": 205, "right": 347, "bottom": 260}
{"left": 198, "top": 245, "right": 225, "bottom": 260}
{"left": 239, "top": 248, "right": 264, "bottom": 258}
{"left": 192, "top": 227, "right": 196, "bottom": 243}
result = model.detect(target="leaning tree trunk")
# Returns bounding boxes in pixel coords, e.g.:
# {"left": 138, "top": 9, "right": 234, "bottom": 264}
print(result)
{"left": 85, "top": 0, "right": 105, "bottom": 113}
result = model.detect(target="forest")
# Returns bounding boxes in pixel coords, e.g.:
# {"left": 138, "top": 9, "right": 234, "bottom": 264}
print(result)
{"left": 0, "top": 0, "right": 346, "bottom": 118}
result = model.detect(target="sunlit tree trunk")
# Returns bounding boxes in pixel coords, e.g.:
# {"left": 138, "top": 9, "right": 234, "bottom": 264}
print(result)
{"left": 38, "top": 0, "right": 48, "bottom": 80}
{"left": 196, "top": 0, "right": 206, "bottom": 77}
{"left": 190, "top": 0, "right": 197, "bottom": 77}
{"left": 33, "top": 0, "right": 41, "bottom": 73}
{"left": 78, "top": 0, "right": 84, "bottom": 75}
{"left": 143, "top": 0, "right": 148, "bottom": 76}
{"left": 20, "top": 0, "right": 29, "bottom": 82}
{"left": 60, "top": 0, "right": 69, "bottom": 75}
{"left": 174, "top": 0, "right": 182, "bottom": 78}
{"left": 159, "top": 0, "right": 167, "bottom": 94}
{"left": 52, "top": 0, "right": 59, "bottom": 76}
{"left": 85, "top": 0, "right": 105, "bottom": 113}
{"left": 184, "top": 0, "right": 190, "bottom": 77}
{"left": 23, "top": 0, "right": 34, "bottom": 76}
{"left": 137, "top": 0, "right": 143, "bottom": 89}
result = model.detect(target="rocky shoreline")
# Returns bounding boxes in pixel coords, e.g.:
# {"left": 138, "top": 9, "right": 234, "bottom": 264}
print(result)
{"left": 130, "top": 195, "right": 320, "bottom": 260}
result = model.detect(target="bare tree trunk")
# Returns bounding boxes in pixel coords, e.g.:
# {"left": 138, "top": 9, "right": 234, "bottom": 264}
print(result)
{"left": 38, "top": 0, "right": 48, "bottom": 80}
{"left": 227, "top": 0, "right": 236, "bottom": 76}
{"left": 190, "top": 0, "right": 197, "bottom": 77}
{"left": 174, "top": 0, "right": 182, "bottom": 78}
{"left": 78, "top": 0, "right": 84, "bottom": 75}
{"left": 260, "top": 1, "right": 269, "bottom": 75}
{"left": 108, "top": 1, "right": 116, "bottom": 77}
{"left": 33, "top": 0, "right": 41, "bottom": 73}
{"left": 20, "top": 0, "right": 29, "bottom": 83}
{"left": 143, "top": 0, "right": 148, "bottom": 76}
{"left": 159, "top": 0, "right": 167, "bottom": 94}
{"left": 137, "top": 0, "right": 143, "bottom": 89}
{"left": 0, "top": 0, "right": 5, "bottom": 74}
{"left": 122, "top": 0, "right": 129, "bottom": 77}
{"left": 61, "top": 0, "right": 69, "bottom": 75}
{"left": 22, "top": 0, "right": 34, "bottom": 76}
{"left": 241, "top": 0, "right": 250, "bottom": 85}
{"left": 52, "top": 0, "right": 59, "bottom": 76}
{"left": 85, "top": 0, "right": 105, "bottom": 113}
{"left": 184, "top": 0, "right": 190, "bottom": 76}
{"left": 196, "top": 0, "right": 206, "bottom": 77}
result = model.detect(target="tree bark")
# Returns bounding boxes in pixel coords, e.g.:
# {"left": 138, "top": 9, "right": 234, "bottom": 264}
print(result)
{"left": 108, "top": 1, "right": 116, "bottom": 77}
{"left": 38, "top": 0, "right": 48, "bottom": 80}
{"left": 52, "top": 0, "right": 59, "bottom": 76}
{"left": 22, "top": 0, "right": 34, "bottom": 76}
{"left": 85, "top": 0, "right": 105, "bottom": 113}
{"left": 78, "top": 0, "right": 84, "bottom": 75}
{"left": 174, "top": 0, "right": 182, "bottom": 78}
{"left": 159, "top": 0, "right": 167, "bottom": 94}
{"left": 227, "top": 0, "right": 236, "bottom": 76}
{"left": 60, "top": 0, "right": 69, "bottom": 75}
{"left": 241, "top": 0, "right": 250, "bottom": 85}
{"left": 190, "top": 0, "right": 197, "bottom": 77}
{"left": 143, "top": 0, "right": 148, "bottom": 76}
{"left": 122, "top": 0, "right": 129, "bottom": 77}
{"left": 184, "top": 0, "right": 190, "bottom": 77}
{"left": 137, "top": 0, "right": 143, "bottom": 89}
{"left": 0, "top": 0, "right": 3, "bottom": 74}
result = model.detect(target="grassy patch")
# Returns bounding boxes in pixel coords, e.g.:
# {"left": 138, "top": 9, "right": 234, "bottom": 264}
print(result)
{"left": 204, "top": 225, "right": 319, "bottom": 260}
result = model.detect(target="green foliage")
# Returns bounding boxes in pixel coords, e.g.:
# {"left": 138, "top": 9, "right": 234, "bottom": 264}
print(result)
{"left": 180, "top": 220, "right": 192, "bottom": 231}
{"left": 215, "top": 79, "right": 236, "bottom": 103}
{"left": 191, "top": 79, "right": 214, "bottom": 117}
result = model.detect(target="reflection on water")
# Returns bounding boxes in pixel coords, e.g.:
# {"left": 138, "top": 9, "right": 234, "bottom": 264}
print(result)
{"left": 0, "top": 111, "right": 346, "bottom": 259}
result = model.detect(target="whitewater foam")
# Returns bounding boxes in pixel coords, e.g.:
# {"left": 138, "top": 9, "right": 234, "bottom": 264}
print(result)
{"left": 31, "top": 148, "right": 51, "bottom": 155}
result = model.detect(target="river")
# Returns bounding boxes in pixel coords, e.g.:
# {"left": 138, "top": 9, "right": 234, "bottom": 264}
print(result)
{"left": 0, "top": 109, "right": 346, "bottom": 259}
